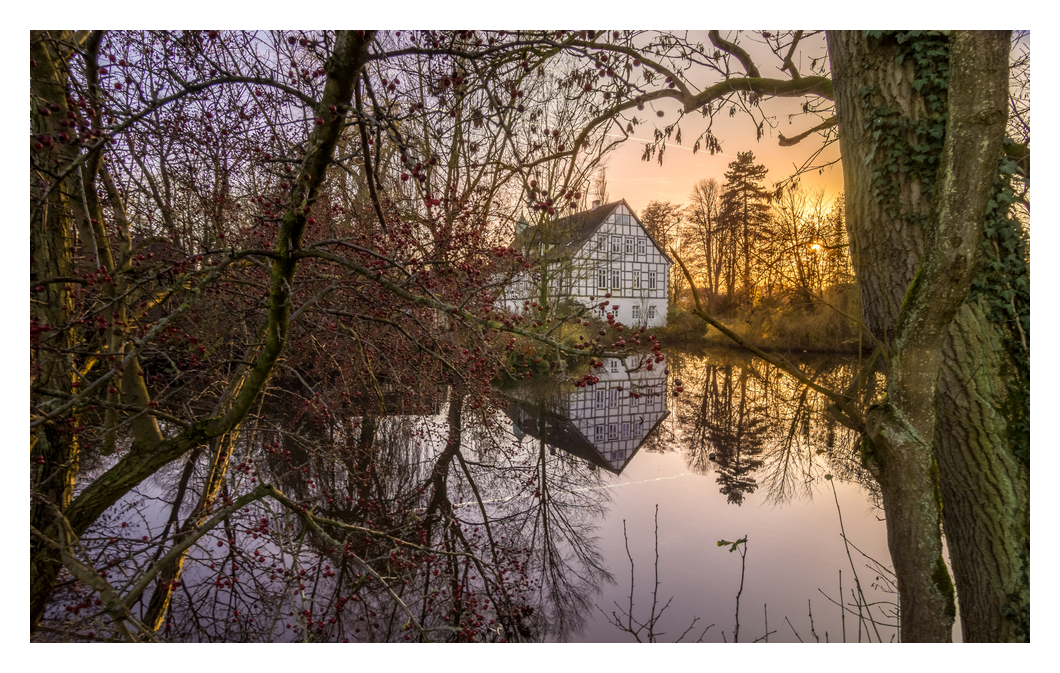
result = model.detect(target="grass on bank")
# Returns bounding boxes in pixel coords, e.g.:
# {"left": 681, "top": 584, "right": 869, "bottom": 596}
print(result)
{"left": 657, "top": 285, "right": 865, "bottom": 354}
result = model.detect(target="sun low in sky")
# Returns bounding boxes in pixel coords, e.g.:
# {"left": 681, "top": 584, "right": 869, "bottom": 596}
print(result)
{"left": 603, "top": 31, "right": 844, "bottom": 215}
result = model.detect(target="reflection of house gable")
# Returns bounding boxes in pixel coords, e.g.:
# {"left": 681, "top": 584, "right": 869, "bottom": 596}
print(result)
{"left": 504, "top": 358, "right": 669, "bottom": 474}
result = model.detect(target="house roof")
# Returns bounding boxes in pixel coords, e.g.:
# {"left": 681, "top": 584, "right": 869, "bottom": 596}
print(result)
{"left": 512, "top": 199, "right": 673, "bottom": 266}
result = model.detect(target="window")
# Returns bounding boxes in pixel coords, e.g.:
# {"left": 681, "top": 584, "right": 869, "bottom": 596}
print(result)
{"left": 597, "top": 268, "right": 608, "bottom": 289}
{"left": 625, "top": 237, "right": 634, "bottom": 254}
{"left": 648, "top": 306, "right": 656, "bottom": 319}
{"left": 609, "top": 359, "right": 619, "bottom": 373}
{"left": 611, "top": 269, "right": 620, "bottom": 290}
{"left": 598, "top": 306, "right": 607, "bottom": 319}
{"left": 613, "top": 305, "right": 619, "bottom": 320}
{"left": 616, "top": 213, "right": 631, "bottom": 225}
{"left": 622, "top": 422, "right": 630, "bottom": 438}
{"left": 611, "top": 236, "right": 622, "bottom": 254}
{"left": 649, "top": 271, "right": 657, "bottom": 290}
{"left": 595, "top": 389, "right": 606, "bottom": 409}
{"left": 632, "top": 270, "right": 641, "bottom": 289}
{"left": 637, "top": 237, "right": 646, "bottom": 255}
{"left": 632, "top": 305, "right": 640, "bottom": 321}
{"left": 594, "top": 425, "right": 605, "bottom": 442}
{"left": 635, "top": 420, "right": 644, "bottom": 436}
{"left": 609, "top": 388, "right": 619, "bottom": 407}
{"left": 608, "top": 424, "right": 619, "bottom": 440}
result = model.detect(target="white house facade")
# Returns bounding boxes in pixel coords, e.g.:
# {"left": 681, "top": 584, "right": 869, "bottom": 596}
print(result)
{"left": 501, "top": 200, "right": 672, "bottom": 328}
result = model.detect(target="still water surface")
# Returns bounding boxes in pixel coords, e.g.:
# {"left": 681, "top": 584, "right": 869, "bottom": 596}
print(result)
{"left": 60, "top": 345, "right": 898, "bottom": 642}
{"left": 507, "top": 346, "right": 896, "bottom": 642}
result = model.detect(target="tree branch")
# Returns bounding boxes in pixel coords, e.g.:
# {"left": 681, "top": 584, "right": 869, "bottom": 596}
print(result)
{"left": 683, "top": 75, "right": 834, "bottom": 113}
{"left": 671, "top": 248, "right": 861, "bottom": 428}
{"left": 779, "top": 116, "right": 838, "bottom": 147}
{"left": 709, "top": 30, "right": 761, "bottom": 78}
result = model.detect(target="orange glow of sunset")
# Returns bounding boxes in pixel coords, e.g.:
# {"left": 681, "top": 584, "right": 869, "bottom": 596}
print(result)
{"left": 602, "top": 31, "right": 844, "bottom": 215}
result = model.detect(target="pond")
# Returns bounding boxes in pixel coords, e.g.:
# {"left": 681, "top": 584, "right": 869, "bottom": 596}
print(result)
{"left": 51, "top": 345, "right": 900, "bottom": 643}
{"left": 507, "top": 346, "right": 897, "bottom": 643}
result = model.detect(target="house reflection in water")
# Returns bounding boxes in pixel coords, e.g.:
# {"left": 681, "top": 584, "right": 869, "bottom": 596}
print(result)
{"left": 505, "top": 357, "right": 669, "bottom": 474}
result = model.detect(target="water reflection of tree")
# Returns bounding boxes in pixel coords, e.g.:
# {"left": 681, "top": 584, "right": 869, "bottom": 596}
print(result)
{"left": 683, "top": 363, "right": 767, "bottom": 505}
{"left": 674, "top": 348, "right": 880, "bottom": 507}
{"left": 47, "top": 379, "right": 619, "bottom": 643}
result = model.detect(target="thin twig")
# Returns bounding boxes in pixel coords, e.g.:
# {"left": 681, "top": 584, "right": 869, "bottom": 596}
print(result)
{"left": 831, "top": 479, "right": 882, "bottom": 642}
{"left": 785, "top": 615, "right": 804, "bottom": 642}
{"left": 808, "top": 599, "right": 820, "bottom": 643}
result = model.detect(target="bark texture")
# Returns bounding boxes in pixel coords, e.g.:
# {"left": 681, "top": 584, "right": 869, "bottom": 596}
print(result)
{"left": 829, "top": 30, "right": 1027, "bottom": 642}
{"left": 936, "top": 304, "right": 1029, "bottom": 641}
{"left": 30, "top": 30, "right": 82, "bottom": 628}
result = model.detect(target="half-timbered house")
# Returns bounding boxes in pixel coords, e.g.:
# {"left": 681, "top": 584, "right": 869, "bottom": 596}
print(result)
{"left": 502, "top": 199, "right": 672, "bottom": 327}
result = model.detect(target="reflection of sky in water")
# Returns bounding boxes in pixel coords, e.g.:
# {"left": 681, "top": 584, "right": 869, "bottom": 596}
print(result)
{"left": 60, "top": 349, "right": 910, "bottom": 642}
{"left": 580, "top": 449, "right": 896, "bottom": 642}
{"left": 505, "top": 348, "right": 902, "bottom": 643}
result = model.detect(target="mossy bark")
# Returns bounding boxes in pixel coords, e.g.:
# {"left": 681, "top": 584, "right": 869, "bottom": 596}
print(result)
{"left": 830, "top": 31, "right": 1026, "bottom": 642}
{"left": 935, "top": 302, "right": 1029, "bottom": 641}
{"left": 30, "top": 30, "right": 82, "bottom": 629}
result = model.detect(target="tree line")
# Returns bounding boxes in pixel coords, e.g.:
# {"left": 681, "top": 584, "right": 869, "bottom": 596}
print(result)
{"left": 639, "top": 151, "right": 853, "bottom": 318}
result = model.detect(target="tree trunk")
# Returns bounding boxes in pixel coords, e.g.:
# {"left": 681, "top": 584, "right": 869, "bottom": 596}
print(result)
{"left": 829, "top": 30, "right": 1026, "bottom": 642}
{"left": 30, "top": 30, "right": 83, "bottom": 629}
{"left": 142, "top": 434, "right": 238, "bottom": 631}
{"left": 935, "top": 303, "right": 1030, "bottom": 641}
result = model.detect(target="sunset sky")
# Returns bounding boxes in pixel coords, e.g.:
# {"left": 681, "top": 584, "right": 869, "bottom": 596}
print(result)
{"left": 601, "top": 30, "right": 844, "bottom": 215}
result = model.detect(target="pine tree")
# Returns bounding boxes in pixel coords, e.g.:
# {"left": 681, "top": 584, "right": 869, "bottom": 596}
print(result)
{"left": 719, "top": 152, "right": 771, "bottom": 300}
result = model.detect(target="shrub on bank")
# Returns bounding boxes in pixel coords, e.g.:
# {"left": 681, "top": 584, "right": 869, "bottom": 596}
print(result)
{"left": 657, "top": 284, "right": 864, "bottom": 353}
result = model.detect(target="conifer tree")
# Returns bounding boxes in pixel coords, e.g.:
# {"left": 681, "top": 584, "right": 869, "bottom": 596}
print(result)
{"left": 719, "top": 152, "right": 771, "bottom": 300}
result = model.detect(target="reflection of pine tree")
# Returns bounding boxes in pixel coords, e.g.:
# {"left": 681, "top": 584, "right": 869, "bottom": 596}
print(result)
{"left": 680, "top": 351, "right": 882, "bottom": 507}
{"left": 685, "top": 364, "right": 768, "bottom": 505}
{"left": 713, "top": 368, "right": 767, "bottom": 505}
